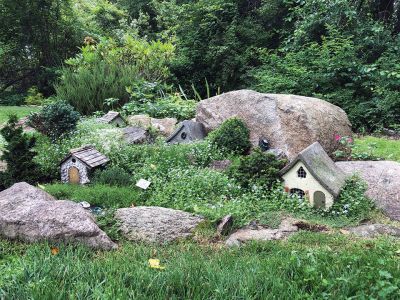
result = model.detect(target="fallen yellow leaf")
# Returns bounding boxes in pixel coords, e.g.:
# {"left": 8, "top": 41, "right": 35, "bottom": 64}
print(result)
{"left": 148, "top": 259, "right": 165, "bottom": 270}
{"left": 51, "top": 247, "right": 60, "bottom": 255}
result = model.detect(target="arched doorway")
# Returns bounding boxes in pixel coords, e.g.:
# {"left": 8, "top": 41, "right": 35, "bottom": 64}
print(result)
{"left": 68, "top": 167, "right": 80, "bottom": 184}
{"left": 290, "top": 188, "right": 305, "bottom": 199}
{"left": 313, "top": 191, "right": 326, "bottom": 209}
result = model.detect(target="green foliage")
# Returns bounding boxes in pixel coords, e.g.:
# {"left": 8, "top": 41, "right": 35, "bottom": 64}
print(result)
{"left": 0, "top": 0, "right": 82, "bottom": 96}
{"left": 248, "top": 1, "right": 400, "bottom": 131}
{"left": 0, "top": 115, "right": 41, "bottom": 189}
{"left": 45, "top": 184, "right": 145, "bottom": 209}
{"left": 28, "top": 101, "right": 80, "bottom": 141}
{"left": 122, "top": 82, "right": 196, "bottom": 121}
{"left": 353, "top": 136, "right": 400, "bottom": 162}
{"left": 2, "top": 234, "right": 400, "bottom": 298}
{"left": 92, "top": 166, "right": 132, "bottom": 187}
{"left": 24, "top": 87, "right": 45, "bottom": 106}
{"left": 227, "top": 150, "right": 287, "bottom": 189}
{"left": 209, "top": 118, "right": 251, "bottom": 155}
{"left": 56, "top": 37, "right": 175, "bottom": 114}
{"left": 329, "top": 176, "right": 375, "bottom": 219}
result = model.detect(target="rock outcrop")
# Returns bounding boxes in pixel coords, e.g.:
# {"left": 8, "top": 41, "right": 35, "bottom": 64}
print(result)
{"left": 196, "top": 90, "right": 352, "bottom": 160}
{"left": 115, "top": 206, "right": 204, "bottom": 244}
{"left": 127, "top": 115, "right": 177, "bottom": 137}
{"left": 347, "top": 224, "right": 400, "bottom": 238}
{"left": 336, "top": 161, "right": 400, "bottom": 221}
{"left": 0, "top": 183, "right": 117, "bottom": 250}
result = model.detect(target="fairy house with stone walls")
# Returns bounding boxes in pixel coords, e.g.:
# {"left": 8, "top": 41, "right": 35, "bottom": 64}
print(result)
{"left": 60, "top": 145, "right": 109, "bottom": 184}
{"left": 97, "top": 111, "right": 126, "bottom": 127}
{"left": 279, "top": 142, "right": 347, "bottom": 209}
{"left": 166, "top": 120, "right": 206, "bottom": 144}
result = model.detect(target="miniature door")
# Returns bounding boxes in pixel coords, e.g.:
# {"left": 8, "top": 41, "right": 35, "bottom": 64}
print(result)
{"left": 68, "top": 167, "right": 80, "bottom": 184}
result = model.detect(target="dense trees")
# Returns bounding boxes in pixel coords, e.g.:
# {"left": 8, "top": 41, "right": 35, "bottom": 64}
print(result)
{"left": 0, "top": 0, "right": 399, "bottom": 130}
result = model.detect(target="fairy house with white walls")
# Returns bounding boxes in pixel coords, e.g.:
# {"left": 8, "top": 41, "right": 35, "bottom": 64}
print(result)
{"left": 279, "top": 142, "right": 347, "bottom": 209}
{"left": 98, "top": 111, "right": 126, "bottom": 127}
{"left": 60, "top": 145, "right": 109, "bottom": 184}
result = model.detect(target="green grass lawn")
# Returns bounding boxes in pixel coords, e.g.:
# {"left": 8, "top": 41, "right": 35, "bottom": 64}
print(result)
{"left": 1, "top": 233, "right": 400, "bottom": 299}
{"left": 0, "top": 106, "right": 39, "bottom": 124}
{"left": 354, "top": 136, "right": 400, "bottom": 162}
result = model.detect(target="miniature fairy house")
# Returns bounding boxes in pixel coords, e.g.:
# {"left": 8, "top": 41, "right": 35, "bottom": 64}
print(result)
{"left": 60, "top": 145, "right": 109, "bottom": 184}
{"left": 166, "top": 120, "right": 206, "bottom": 144}
{"left": 98, "top": 111, "right": 126, "bottom": 127}
{"left": 279, "top": 142, "right": 346, "bottom": 209}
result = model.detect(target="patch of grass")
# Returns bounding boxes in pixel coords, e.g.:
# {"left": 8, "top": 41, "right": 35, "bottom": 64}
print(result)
{"left": 354, "top": 136, "right": 400, "bottom": 162}
{"left": 0, "top": 106, "right": 39, "bottom": 124}
{"left": 44, "top": 184, "right": 149, "bottom": 208}
{"left": 1, "top": 235, "right": 400, "bottom": 299}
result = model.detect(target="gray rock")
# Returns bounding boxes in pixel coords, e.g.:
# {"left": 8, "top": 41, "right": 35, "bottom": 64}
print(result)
{"left": 226, "top": 218, "right": 300, "bottom": 247}
{"left": 123, "top": 126, "right": 149, "bottom": 144}
{"left": 347, "top": 224, "right": 400, "bottom": 238}
{"left": 126, "top": 115, "right": 177, "bottom": 137}
{"left": 166, "top": 120, "right": 206, "bottom": 144}
{"left": 196, "top": 90, "right": 352, "bottom": 160}
{"left": 217, "top": 215, "right": 233, "bottom": 235}
{"left": 115, "top": 206, "right": 204, "bottom": 244}
{"left": 209, "top": 160, "right": 232, "bottom": 172}
{"left": 0, "top": 183, "right": 117, "bottom": 250}
{"left": 336, "top": 161, "right": 400, "bottom": 221}
{"left": 266, "top": 148, "right": 287, "bottom": 160}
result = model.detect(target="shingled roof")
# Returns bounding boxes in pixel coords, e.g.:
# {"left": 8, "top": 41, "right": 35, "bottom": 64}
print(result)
{"left": 61, "top": 145, "right": 109, "bottom": 169}
{"left": 98, "top": 111, "right": 123, "bottom": 124}
{"left": 280, "top": 142, "right": 346, "bottom": 197}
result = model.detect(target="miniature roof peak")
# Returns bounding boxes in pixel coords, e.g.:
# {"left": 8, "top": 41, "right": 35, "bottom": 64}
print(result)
{"left": 280, "top": 142, "right": 346, "bottom": 197}
{"left": 61, "top": 145, "right": 109, "bottom": 169}
{"left": 98, "top": 111, "right": 123, "bottom": 123}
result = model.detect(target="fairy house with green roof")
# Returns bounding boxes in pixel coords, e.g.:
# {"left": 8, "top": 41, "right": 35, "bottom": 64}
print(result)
{"left": 279, "top": 142, "right": 347, "bottom": 209}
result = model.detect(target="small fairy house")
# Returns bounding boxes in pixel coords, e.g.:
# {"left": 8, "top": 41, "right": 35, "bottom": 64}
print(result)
{"left": 60, "top": 145, "right": 109, "bottom": 184}
{"left": 98, "top": 111, "right": 126, "bottom": 127}
{"left": 166, "top": 120, "right": 206, "bottom": 144}
{"left": 279, "top": 142, "right": 346, "bottom": 209}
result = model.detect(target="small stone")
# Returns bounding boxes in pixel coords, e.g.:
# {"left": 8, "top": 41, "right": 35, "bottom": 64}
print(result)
{"left": 79, "top": 201, "right": 91, "bottom": 209}
{"left": 209, "top": 160, "right": 232, "bottom": 172}
{"left": 347, "top": 224, "right": 400, "bottom": 238}
{"left": 217, "top": 215, "right": 233, "bottom": 235}
{"left": 136, "top": 179, "right": 151, "bottom": 190}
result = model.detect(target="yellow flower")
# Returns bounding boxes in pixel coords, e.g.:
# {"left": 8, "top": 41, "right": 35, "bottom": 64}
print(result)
{"left": 148, "top": 259, "right": 165, "bottom": 270}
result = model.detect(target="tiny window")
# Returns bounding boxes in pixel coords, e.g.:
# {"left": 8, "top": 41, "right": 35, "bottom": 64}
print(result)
{"left": 181, "top": 132, "right": 187, "bottom": 140}
{"left": 297, "top": 167, "right": 307, "bottom": 178}
{"left": 290, "top": 188, "right": 305, "bottom": 199}
{"left": 72, "top": 158, "right": 76, "bottom": 163}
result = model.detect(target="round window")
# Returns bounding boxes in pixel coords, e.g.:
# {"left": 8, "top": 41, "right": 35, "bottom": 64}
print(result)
{"left": 72, "top": 158, "right": 76, "bottom": 163}
{"left": 181, "top": 132, "right": 187, "bottom": 140}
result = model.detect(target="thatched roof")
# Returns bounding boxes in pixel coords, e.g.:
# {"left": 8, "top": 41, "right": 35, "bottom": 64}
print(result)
{"left": 280, "top": 142, "right": 346, "bottom": 197}
{"left": 61, "top": 145, "right": 109, "bottom": 169}
{"left": 98, "top": 111, "right": 123, "bottom": 124}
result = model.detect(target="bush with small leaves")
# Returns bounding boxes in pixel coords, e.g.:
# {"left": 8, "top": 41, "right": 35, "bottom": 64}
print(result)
{"left": 28, "top": 101, "right": 80, "bottom": 141}
{"left": 208, "top": 118, "right": 251, "bottom": 155}
{"left": 227, "top": 149, "right": 287, "bottom": 190}
{"left": 92, "top": 166, "right": 133, "bottom": 187}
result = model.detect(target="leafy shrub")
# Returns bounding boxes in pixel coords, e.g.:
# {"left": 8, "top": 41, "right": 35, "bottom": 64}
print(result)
{"left": 328, "top": 176, "right": 374, "bottom": 218}
{"left": 333, "top": 135, "right": 381, "bottom": 161}
{"left": 55, "top": 37, "right": 175, "bottom": 114}
{"left": 208, "top": 118, "right": 251, "bottom": 155}
{"left": 93, "top": 166, "right": 132, "bottom": 187}
{"left": 28, "top": 101, "right": 80, "bottom": 141}
{"left": 24, "top": 87, "right": 45, "bottom": 106}
{"left": 227, "top": 150, "right": 287, "bottom": 189}
{"left": 0, "top": 115, "right": 42, "bottom": 189}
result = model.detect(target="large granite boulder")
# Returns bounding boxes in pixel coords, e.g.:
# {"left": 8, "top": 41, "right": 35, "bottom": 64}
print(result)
{"left": 347, "top": 224, "right": 400, "bottom": 238}
{"left": 0, "top": 182, "right": 117, "bottom": 250}
{"left": 196, "top": 90, "right": 352, "bottom": 160}
{"left": 336, "top": 161, "right": 400, "bottom": 221}
{"left": 115, "top": 206, "right": 204, "bottom": 244}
